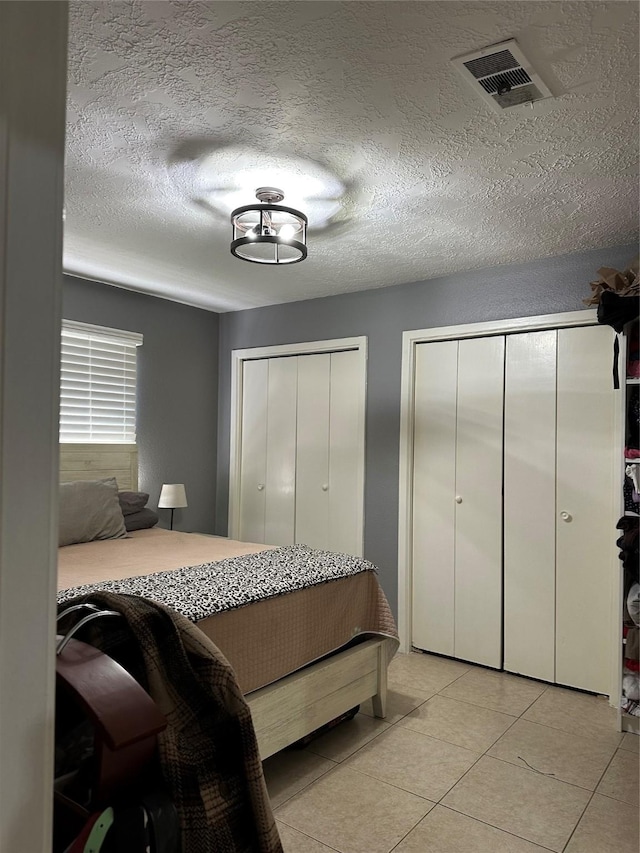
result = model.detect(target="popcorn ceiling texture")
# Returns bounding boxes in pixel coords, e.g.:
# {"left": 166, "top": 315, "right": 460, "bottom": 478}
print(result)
{"left": 65, "top": 1, "right": 639, "bottom": 312}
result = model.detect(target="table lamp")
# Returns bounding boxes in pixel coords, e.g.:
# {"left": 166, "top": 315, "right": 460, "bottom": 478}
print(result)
{"left": 158, "top": 483, "right": 188, "bottom": 530}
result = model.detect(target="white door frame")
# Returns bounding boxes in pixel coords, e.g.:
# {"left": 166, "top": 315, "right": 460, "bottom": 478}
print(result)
{"left": 398, "top": 309, "right": 623, "bottom": 700}
{"left": 229, "top": 337, "right": 368, "bottom": 554}
{"left": 0, "top": 4, "right": 67, "bottom": 850}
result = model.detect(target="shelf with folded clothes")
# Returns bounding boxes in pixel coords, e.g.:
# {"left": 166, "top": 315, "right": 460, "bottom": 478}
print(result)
{"left": 618, "top": 321, "right": 639, "bottom": 730}
{"left": 617, "top": 515, "right": 639, "bottom": 727}
{"left": 624, "top": 379, "right": 639, "bottom": 461}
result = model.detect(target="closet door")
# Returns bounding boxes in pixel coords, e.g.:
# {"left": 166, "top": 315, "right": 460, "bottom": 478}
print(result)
{"left": 454, "top": 336, "right": 504, "bottom": 668}
{"left": 328, "top": 350, "right": 364, "bottom": 556}
{"left": 238, "top": 347, "right": 365, "bottom": 551}
{"left": 238, "top": 359, "right": 268, "bottom": 542}
{"left": 295, "top": 354, "right": 331, "bottom": 548}
{"left": 412, "top": 340, "right": 458, "bottom": 656}
{"left": 556, "top": 325, "right": 616, "bottom": 694}
{"left": 504, "top": 331, "right": 557, "bottom": 681}
{"left": 264, "top": 357, "right": 298, "bottom": 545}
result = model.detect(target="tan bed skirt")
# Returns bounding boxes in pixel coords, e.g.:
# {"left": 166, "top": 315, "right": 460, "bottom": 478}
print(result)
{"left": 58, "top": 528, "right": 398, "bottom": 694}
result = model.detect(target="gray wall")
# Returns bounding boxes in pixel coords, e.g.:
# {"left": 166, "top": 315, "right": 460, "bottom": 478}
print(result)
{"left": 217, "top": 243, "right": 637, "bottom": 614}
{"left": 63, "top": 275, "right": 219, "bottom": 533}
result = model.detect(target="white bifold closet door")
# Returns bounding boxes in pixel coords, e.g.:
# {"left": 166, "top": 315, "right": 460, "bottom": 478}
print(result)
{"left": 239, "top": 358, "right": 270, "bottom": 544}
{"left": 504, "top": 325, "right": 616, "bottom": 693}
{"left": 504, "top": 330, "right": 557, "bottom": 682}
{"left": 412, "top": 336, "right": 504, "bottom": 668}
{"left": 265, "top": 357, "right": 298, "bottom": 545}
{"left": 238, "top": 350, "right": 363, "bottom": 555}
{"left": 239, "top": 356, "right": 298, "bottom": 545}
{"left": 555, "top": 325, "right": 616, "bottom": 693}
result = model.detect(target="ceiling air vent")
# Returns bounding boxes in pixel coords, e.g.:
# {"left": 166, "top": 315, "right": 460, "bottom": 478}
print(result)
{"left": 452, "top": 39, "right": 553, "bottom": 112}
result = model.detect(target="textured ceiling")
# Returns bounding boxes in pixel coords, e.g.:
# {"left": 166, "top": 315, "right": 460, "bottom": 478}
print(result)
{"left": 65, "top": 1, "right": 639, "bottom": 312}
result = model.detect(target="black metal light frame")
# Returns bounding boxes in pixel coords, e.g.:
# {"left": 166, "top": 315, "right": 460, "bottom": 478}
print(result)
{"left": 230, "top": 200, "right": 308, "bottom": 265}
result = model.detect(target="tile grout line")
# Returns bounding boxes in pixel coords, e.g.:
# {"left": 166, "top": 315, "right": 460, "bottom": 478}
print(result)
{"left": 560, "top": 788, "right": 640, "bottom": 852}
{"left": 388, "top": 681, "right": 541, "bottom": 720}
{"left": 274, "top": 815, "right": 343, "bottom": 852}
{"left": 310, "top": 671, "right": 559, "bottom": 816}
{"left": 426, "top": 710, "right": 522, "bottom": 803}
{"left": 512, "top": 686, "right": 624, "bottom": 746}
{"left": 500, "top": 711, "right": 625, "bottom": 744}
{"left": 305, "top": 718, "right": 392, "bottom": 764}
{"left": 437, "top": 803, "right": 559, "bottom": 852}
{"left": 485, "top": 752, "right": 607, "bottom": 794}
{"left": 386, "top": 668, "right": 472, "bottom": 703}
{"left": 590, "top": 741, "right": 631, "bottom": 800}
{"left": 319, "top": 688, "right": 506, "bottom": 771}
{"left": 302, "top": 712, "right": 630, "bottom": 848}
{"left": 439, "top": 677, "right": 622, "bottom": 852}
{"left": 510, "top": 716, "right": 624, "bottom": 744}
{"left": 360, "top": 695, "right": 431, "bottom": 721}
{"left": 386, "top": 806, "right": 437, "bottom": 853}
{"left": 515, "top": 684, "right": 553, "bottom": 718}
{"left": 440, "top": 682, "right": 619, "bottom": 851}
{"left": 394, "top": 672, "right": 609, "bottom": 851}
{"left": 274, "top": 659, "right": 630, "bottom": 851}
{"left": 269, "top": 756, "right": 338, "bottom": 811}
{"left": 309, "top": 683, "right": 476, "bottom": 765}
{"left": 594, "top": 790, "right": 640, "bottom": 805}
{"left": 559, "top": 790, "right": 595, "bottom": 853}
{"left": 432, "top": 684, "right": 547, "bottom": 718}
{"left": 440, "top": 798, "right": 570, "bottom": 852}
{"left": 398, "top": 720, "right": 509, "bottom": 755}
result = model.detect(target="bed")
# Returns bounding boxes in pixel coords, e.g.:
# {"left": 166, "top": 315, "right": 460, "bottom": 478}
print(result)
{"left": 57, "top": 485, "right": 398, "bottom": 759}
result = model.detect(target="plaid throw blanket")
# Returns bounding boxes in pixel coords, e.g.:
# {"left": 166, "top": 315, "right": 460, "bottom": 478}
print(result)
{"left": 57, "top": 591, "right": 283, "bottom": 853}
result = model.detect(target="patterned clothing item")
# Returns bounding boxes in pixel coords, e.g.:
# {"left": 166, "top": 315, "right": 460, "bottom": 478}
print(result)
{"left": 57, "top": 592, "right": 283, "bottom": 853}
{"left": 621, "top": 697, "right": 640, "bottom": 717}
{"left": 624, "top": 476, "right": 639, "bottom": 514}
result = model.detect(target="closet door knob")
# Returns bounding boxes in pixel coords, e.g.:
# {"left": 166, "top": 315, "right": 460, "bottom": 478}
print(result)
{"left": 257, "top": 484, "right": 265, "bottom": 491}
{"left": 321, "top": 483, "right": 329, "bottom": 491}
{"left": 560, "top": 511, "right": 572, "bottom": 522}
{"left": 455, "top": 496, "right": 462, "bottom": 504}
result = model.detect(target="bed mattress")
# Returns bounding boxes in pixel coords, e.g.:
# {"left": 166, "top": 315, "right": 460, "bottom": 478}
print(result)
{"left": 57, "top": 528, "right": 397, "bottom": 693}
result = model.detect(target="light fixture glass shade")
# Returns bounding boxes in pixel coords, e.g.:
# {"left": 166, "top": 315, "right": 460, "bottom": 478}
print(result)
{"left": 231, "top": 187, "right": 307, "bottom": 264}
{"left": 158, "top": 483, "right": 188, "bottom": 508}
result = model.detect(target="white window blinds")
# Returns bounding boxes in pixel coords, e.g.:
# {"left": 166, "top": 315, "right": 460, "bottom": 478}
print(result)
{"left": 60, "top": 320, "right": 143, "bottom": 444}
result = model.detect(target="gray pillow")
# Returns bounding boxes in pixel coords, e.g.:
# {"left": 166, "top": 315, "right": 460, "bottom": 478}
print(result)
{"left": 59, "top": 477, "right": 128, "bottom": 546}
{"left": 124, "top": 508, "right": 159, "bottom": 532}
{"left": 118, "top": 490, "right": 150, "bottom": 516}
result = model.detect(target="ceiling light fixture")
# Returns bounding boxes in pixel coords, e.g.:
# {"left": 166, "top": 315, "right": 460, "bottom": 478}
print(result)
{"left": 230, "top": 187, "right": 307, "bottom": 264}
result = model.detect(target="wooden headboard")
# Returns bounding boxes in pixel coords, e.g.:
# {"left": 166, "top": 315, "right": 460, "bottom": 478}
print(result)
{"left": 59, "top": 444, "right": 138, "bottom": 490}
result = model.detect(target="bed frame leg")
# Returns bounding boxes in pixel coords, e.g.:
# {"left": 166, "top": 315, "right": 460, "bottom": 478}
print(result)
{"left": 371, "top": 643, "right": 388, "bottom": 718}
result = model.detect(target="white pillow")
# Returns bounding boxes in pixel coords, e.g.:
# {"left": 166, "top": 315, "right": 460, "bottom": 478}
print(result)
{"left": 59, "top": 477, "right": 128, "bottom": 546}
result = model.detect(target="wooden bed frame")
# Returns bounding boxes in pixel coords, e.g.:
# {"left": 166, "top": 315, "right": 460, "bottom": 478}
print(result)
{"left": 60, "top": 444, "right": 138, "bottom": 490}
{"left": 58, "top": 445, "right": 395, "bottom": 759}
{"left": 248, "top": 637, "right": 393, "bottom": 759}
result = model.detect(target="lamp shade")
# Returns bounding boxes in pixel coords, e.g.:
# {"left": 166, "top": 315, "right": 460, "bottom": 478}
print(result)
{"left": 158, "top": 483, "right": 188, "bottom": 509}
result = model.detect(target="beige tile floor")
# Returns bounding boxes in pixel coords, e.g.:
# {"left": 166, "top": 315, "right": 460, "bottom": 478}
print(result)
{"left": 264, "top": 651, "right": 640, "bottom": 853}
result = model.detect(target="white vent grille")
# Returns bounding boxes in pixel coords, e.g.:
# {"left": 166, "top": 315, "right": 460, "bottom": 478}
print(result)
{"left": 452, "top": 39, "right": 552, "bottom": 112}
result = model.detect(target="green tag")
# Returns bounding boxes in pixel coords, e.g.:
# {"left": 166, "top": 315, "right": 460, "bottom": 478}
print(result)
{"left": 84, "top": 807, "right": 114, "bottom": 853}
